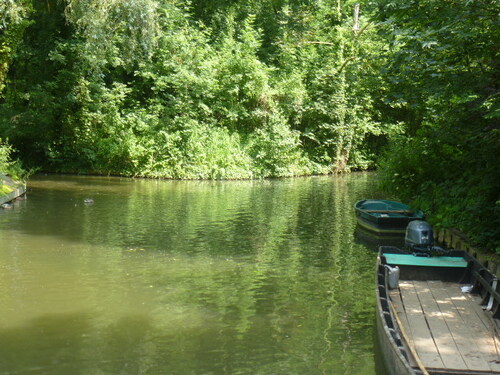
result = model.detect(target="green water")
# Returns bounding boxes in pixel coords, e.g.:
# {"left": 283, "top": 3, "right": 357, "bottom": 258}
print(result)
{"left": 0, "top": 173, "right": 387, "bottom": 375}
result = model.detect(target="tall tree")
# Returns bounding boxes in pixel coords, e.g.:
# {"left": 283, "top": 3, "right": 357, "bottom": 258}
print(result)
{"left": 376, "top": 0, "right": 500, "bottom": 251}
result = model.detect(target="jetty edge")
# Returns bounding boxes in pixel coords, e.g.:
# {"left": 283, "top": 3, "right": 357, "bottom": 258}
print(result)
{"left": 0, "top": 174, "right": 26, "bottom": 205}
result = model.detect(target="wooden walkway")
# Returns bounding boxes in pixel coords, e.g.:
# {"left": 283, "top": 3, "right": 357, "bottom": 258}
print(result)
{"left": 390, "top": 280, "right": 500, "bottom": 373}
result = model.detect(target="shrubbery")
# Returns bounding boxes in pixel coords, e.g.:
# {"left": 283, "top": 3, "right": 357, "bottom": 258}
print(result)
{"left": 0, "top": 0, "right": 387, "bottom": 178}
{"left": 0, "top": 139, "right": 26, "bottom": 181}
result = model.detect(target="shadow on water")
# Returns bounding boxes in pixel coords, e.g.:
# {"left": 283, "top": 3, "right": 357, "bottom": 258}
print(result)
{"left": 0, "top": 313, "right": 93, "bottom": 375}
{"left": 0, "top": 312, "right": 162, "bottom": 375}
{"left": 0, "top": 309, "right": 383, "bottom": 375}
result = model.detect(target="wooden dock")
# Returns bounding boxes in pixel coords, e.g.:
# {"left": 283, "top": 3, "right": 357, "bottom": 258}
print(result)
{"left": 390, "top": 280, "right": 500, "bottom": 374}
{"left": 0, "top": 174, "right": 26, "bottom": 205}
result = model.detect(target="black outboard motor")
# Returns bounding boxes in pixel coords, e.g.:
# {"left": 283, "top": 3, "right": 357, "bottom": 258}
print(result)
{"left": 405, "top": 220, "right": 434, "bottom": 254}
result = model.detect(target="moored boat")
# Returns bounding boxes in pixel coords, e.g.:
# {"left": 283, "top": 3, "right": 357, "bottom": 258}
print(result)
{"left": 355, "top": 199, "right": 424, "bottom": 234}
{"left": 376, "top": 242, "right": 500, "bottom": 374}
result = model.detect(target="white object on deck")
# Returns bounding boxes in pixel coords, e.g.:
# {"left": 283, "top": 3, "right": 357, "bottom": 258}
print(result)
{"left": 385, "top": 265, "right": 400, "bottom": 290}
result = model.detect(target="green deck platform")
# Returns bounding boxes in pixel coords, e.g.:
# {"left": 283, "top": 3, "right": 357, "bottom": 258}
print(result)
{"left": 384, "top": 254, "right": 468, "bottom": 268}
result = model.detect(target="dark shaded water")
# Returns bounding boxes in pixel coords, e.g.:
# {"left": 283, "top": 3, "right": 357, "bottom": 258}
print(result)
{"left": 0, "top": 173, "right": 390, "bottom": 375}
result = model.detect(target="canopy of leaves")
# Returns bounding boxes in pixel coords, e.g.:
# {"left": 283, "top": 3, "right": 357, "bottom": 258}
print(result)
{"left": 0, "top": 0, "right": 389, "bottom": 179}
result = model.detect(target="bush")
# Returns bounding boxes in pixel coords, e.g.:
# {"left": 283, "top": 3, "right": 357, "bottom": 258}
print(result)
{"left": 0, "top": 139, "right": 27, "bottom": 181}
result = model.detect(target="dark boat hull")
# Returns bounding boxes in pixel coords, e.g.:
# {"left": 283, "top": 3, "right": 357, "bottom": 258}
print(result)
{"left": 375, "top": 292, "right": 419, "bottom": 375}
{"left": 357, "top": 214, "right": 415, "bottom": 234}
{"left": 355, "top": 200, "right": 424, "bottom": 234}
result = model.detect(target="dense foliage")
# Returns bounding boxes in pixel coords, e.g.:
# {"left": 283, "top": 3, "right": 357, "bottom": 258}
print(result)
{"left": 0, "top": 140, "right": 13, "bottom": 173}
{"left": 0, "top": 139, "right": 26, "bottom": 181}
{"left": 0, "top": 0, "right": 389, "bottom": 178}
{"left": 0, "top": 0, "right": 31, "bottom": 93}
{"left": 0, "top": 0, "right": 498, "bottom": 250}
{"left": 375, "top": 0, "right": 500, "bottom": 252}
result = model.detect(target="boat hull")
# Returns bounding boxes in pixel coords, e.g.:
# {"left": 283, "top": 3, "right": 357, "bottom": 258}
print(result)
{"left": 375, "top": 292, "right": 418, "bottom": 375}
{"left": 357, "top": 214, "right": 414, "bottom": 234}
{"left": 355, "top": 200, "right": 424, "bottom": 234}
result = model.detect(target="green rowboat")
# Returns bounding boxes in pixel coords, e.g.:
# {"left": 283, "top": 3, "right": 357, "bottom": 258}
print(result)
{"left": 354, "top": 200, "right": 424, "bottom": 234}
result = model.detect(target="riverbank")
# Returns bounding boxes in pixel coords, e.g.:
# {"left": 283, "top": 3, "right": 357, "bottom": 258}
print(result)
{"left": 0, "top": 174, "right": 26, "bottom": 205}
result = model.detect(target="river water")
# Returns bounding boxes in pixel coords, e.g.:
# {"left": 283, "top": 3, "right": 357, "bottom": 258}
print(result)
{"left": 0, "top": 173, "right": 395, "bottom": 375}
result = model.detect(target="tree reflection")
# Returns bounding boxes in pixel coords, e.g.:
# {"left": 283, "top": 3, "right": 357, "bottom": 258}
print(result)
{"left": 0, "top": 173, "right": 379, "bottom": 374}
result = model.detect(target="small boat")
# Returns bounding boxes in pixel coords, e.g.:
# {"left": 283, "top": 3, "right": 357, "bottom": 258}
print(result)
{"left": 355, "top": 199, "right": 424, "bottom": 234}
{"left": 376, "top": 222, "right": 500, "bottom": 375}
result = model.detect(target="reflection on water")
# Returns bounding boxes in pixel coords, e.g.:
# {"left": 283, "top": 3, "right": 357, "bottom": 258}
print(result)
{"left": 353, "top": 226, "right": 406, "bottom": 253}
{"left": 0, "top": 173, "right": 384, "bottom": 374}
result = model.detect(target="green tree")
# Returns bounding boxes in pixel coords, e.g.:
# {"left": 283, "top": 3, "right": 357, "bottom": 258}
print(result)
{"left": 0, "top": 0, "right": 31, "bottom": 94}
{"left": 0, "top": 0, "right": 391, "bottom": 178}
{"left": 376, "top": 0, "right": 500, "bottom": 251}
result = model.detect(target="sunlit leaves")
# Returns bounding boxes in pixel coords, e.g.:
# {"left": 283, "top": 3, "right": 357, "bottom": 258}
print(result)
{"left": 1, "top": 0, "right": 392, "bottom": 178}
{"left": 64, "top": 0, "right": 161, "bottom": 71}
{"left": 0, "top": 0, "right": 31, "bottom": 94}
{"left": 0, "top": 0, "right": 29, "bottom": 30}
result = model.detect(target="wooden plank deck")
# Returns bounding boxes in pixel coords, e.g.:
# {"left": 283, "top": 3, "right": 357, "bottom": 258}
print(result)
{"left": 390, "top": 280, "right": 500, "bottom": 373}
